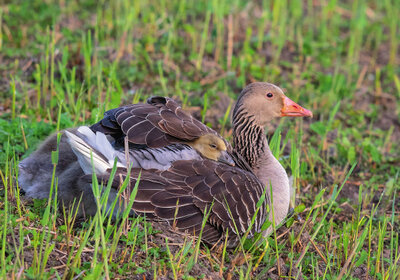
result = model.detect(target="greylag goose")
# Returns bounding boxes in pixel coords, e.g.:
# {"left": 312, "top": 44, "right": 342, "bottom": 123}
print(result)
{"left": 66, "top": 82, "right": 312, "bottom": 246}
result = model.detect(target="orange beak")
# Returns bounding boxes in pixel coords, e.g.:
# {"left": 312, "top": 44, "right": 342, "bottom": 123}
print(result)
{"left": 281, "top": 96, "right": 313, "bottom": 117}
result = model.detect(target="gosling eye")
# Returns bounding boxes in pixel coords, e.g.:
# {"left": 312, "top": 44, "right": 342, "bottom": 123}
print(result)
{"left": 209, "top": 143, "right": 217, "bottom": 149}
{"left": 266, "top": 92, "right": 274, "bottom": 99}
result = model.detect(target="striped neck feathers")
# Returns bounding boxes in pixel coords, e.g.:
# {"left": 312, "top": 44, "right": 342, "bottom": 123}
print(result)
{"left": 232, "top": 106, "right": 290, "bottom": 226}
{"left": 232, "top": 107, "right": 272, "bottom": 182}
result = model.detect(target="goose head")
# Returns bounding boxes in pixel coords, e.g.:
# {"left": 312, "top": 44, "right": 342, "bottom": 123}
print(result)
{"left": 233, "top": 82, "right": 313, "bottom": 127}
{"left": 189, "top": 134, "right": 235, "bottom": 166}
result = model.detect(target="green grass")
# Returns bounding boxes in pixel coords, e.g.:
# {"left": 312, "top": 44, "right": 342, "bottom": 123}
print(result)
{"left": 1, "top": 0, "right": 399, "bottom": 278}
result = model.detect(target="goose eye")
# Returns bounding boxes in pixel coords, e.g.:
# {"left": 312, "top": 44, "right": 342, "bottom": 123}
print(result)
{"left": 266, "top": 92, "right": 274, "bottom": 98}
{"left": 210, "top": 144, "right": 217, "bottom": 149}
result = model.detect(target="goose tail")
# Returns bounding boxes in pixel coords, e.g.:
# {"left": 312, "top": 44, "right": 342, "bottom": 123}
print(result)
{"left": 65, "top": 126, "right": 126, "bottom": 175}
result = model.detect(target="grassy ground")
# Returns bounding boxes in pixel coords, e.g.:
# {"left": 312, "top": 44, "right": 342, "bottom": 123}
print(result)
{"left": 0, "top": 0, "right": 399, "bottom": 279}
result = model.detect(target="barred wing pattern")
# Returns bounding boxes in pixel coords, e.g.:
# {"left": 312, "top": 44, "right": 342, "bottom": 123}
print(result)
{"left": 91, "top": 96, "right": 222, "bottom": 148}
{"left": 99, "top": 160, "right": 268, "bottom": 247}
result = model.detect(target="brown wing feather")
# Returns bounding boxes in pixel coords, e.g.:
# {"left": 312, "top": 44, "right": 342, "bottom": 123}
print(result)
{"left": 90, "top": 96, "right": 220, "bottom": 148}
{"left": 97, "top": 159, "right": 268, "bottom": 246}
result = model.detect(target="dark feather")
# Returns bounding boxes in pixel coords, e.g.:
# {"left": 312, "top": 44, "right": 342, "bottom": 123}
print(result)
{"left": 155, "top": 204, "right": 200, "bottom": 220}
{"left": 90, "top": 96, "right": 221, "bottom": 149}
{"left": 150, "top": 192, "right": 193, "bottom": 207}
{"left": 92, "top": 158, "right": 268, "bottom": 247}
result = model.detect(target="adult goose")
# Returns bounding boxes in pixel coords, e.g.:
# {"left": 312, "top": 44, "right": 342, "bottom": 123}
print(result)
{"left": 66, "top": 82, "right": 312, "bottom": 247}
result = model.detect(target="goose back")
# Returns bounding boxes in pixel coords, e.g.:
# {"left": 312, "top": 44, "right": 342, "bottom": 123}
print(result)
{"left": 91, "top": 96, "right": 227, "bottom": 149}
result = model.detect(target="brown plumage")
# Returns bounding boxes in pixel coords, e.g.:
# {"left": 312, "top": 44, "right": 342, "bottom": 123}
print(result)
{"left": 88, "top": 160, "right": 267, "bottom": 247}
{"left": 19, "top": 82, "right": 312, "bottom": 247}
{"left": 91, "top": 96, "right": 224, "bottom": 149}
{"left": 67, "top": 82, "right": 312, "bottom": 247}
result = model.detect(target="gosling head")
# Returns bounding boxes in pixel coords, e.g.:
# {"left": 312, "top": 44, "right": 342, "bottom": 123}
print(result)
{"left": 190, "top": 134, "right": 235, "bottom": 166}
{"left": 233, "top": 82, "right": 313, "bottom": 127}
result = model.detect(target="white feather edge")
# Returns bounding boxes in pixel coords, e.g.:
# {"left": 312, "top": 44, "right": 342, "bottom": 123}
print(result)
{"left": 65, "top": 126, "right": 126, "bottom": 175}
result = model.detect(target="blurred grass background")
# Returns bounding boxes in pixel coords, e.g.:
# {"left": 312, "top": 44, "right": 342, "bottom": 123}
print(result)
{"left": 0, "top": 0, "right": 399, "bottom": 279}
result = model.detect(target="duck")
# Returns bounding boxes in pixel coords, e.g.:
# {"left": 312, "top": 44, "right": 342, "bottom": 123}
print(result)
{"left": 65, "top": 82, "right": 312, "bottom": 247}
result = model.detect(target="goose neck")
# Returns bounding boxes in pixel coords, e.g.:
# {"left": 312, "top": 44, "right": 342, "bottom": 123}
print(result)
{"left": 232, "top": 109, "right": 290, "bottom": 226}
{"left": 232, "top": 112, "right": 272, "bottom": 183}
